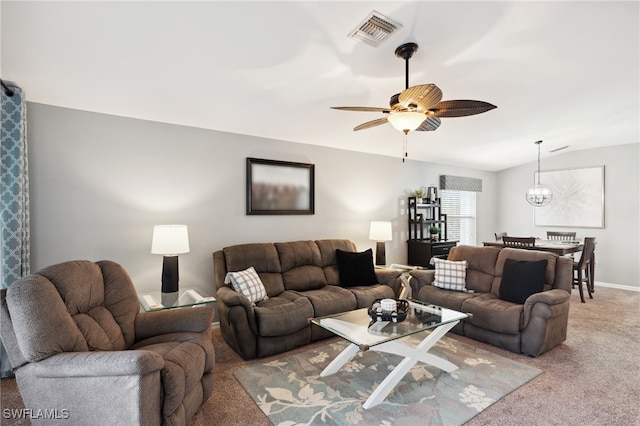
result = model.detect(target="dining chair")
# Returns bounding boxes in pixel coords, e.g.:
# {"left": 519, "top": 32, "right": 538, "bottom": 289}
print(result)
{"left": 502, "top": 236, "right": 536, "bottom": 248}
{"left": 547, "top": 231, "right": 577, "bottom": 241}
{"left": 573, "top": 237, "right": 596, "bottom": 303}
{"left": 547, "top": 231, "right": 579, "bottom": 258}
{"left": 494, "top": 232, "right": 507, "bottom": 241}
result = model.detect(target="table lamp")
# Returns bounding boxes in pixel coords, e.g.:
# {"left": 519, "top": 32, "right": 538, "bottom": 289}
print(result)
{"left": 151, "top": 224, "right": 190, "bottom": 306}
{"left": 369, "top": 221, "right": 392, "bottom": 266}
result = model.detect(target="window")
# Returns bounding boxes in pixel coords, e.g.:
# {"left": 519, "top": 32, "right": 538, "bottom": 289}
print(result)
{"left": 441, "top": 190, "right": 476, "bottom": 246}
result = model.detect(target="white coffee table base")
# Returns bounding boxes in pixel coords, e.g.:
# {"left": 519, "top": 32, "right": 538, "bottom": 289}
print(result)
{"left": 320, "top": 319, "right": 460, "bottom": 409}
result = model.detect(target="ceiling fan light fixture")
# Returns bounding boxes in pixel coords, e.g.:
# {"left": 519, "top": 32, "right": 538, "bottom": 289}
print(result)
{"left": 388, "top": 111, "right": 426, "bottom": 134}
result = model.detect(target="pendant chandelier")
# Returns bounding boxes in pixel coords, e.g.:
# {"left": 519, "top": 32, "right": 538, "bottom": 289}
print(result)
{"left": 525, "top": 140, "right": 553, "bottom": 207}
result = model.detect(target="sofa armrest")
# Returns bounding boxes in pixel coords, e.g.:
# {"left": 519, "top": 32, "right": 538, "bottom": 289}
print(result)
{"left": 134, "top": 306, "right": 214, "bottom": 342}
{"left": 375, "top": 269, "right": 402, "bottom": 285}
{"left": 522, "top": 289, "right": 571, "bottom": 330}
{"left": 408, "top": 270, "right": 436, "bottom": 298}
{"left": 525, "top": 288, "right": 570, "bottom": 308}
{"left": 23, "top": 350, "right": 164, "bottom": 378}
{"left": 215, "top": 286, "right": 260, "bottom": 336}
{"left": 520, "top": 289, "right": 571, "bottom": 356}
{"left": 216, "top": 286, "right": 254, "bottom": 309}
{"left": 375, "top": 269, "right": 403, "bottom": 297}
{"left": 17, "top": 351, "right": 164, "bottom": 426}
{"left": 523, "top": 289, "right": 570, "bottom": 326}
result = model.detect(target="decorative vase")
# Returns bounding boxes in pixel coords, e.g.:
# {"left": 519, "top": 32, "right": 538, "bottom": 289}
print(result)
{"left": 430, "top": 234, "right": 438, "bottom": 241}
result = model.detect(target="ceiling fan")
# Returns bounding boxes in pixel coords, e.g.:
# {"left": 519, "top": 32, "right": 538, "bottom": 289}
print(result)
{"left": 331, "top": 42, "right": 497, "bottom": 135}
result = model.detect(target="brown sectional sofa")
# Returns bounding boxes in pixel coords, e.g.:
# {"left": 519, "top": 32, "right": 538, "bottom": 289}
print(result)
{"left": 409, "top": 245, "right": 573, "bottom": 357}
{"left": 213, "top": 239, "right": 402, "bottom": 359}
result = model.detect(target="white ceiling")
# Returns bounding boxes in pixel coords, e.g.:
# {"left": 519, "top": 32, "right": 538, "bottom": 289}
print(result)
{"left": 2, "top": 1, "right": 638, "bottom": 171}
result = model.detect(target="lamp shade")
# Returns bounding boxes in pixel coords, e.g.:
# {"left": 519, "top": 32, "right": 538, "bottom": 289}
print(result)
{"left": 387, "top": 111, "right": 426, "bottom": 133}
{"left": 369, "top": 221, "right": 392, "bottom": 241}
{"left": 151, "top": 225, "right": 190, "bottom": 255}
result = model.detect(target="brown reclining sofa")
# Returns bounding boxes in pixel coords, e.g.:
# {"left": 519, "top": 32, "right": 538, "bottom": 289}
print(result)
{"left": 410, "top": 245, "right": 573, "bottom": 357}
{"left": 213, "top": 239, "right": 402, "bottom": 359}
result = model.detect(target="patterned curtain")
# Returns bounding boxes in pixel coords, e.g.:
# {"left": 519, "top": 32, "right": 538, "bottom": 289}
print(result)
{"left": 1, "top": 82, "right": 30, "bottom": 377}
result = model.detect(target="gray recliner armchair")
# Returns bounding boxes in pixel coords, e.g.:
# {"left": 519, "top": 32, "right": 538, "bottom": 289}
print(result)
{"left": 0, "top": 260, "right": 215, "bottom": 426}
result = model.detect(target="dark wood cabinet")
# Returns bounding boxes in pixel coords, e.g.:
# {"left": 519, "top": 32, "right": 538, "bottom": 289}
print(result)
{"left": 407, "top": 240, "right": 458, "bottom": 268}
{"left": 407, "top": 194, "right": 457, "bottom": 268}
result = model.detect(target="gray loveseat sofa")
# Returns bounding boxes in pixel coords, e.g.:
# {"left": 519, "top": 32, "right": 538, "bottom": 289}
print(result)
{"left": 409, "top": 245, "right": 573, "bottom": 357}
{"left": 213, "top": 239, "right": 402, "bottom": 359}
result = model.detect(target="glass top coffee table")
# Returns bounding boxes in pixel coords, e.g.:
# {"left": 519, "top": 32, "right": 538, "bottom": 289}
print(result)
{"left": 311, "top": 299, "right": 468, "bottom": 409}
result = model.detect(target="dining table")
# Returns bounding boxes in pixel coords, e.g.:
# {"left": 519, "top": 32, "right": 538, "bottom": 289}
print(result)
{"left": 482, "top": 239, "right": 584, "bottom": 256}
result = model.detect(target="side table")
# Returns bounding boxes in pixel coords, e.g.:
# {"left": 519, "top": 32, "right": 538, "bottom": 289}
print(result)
{"left": 138, "top": 287, "right": 216, "bottom": 314}
{"left": 376, "top": 264, "right": 427, "bottom": 299}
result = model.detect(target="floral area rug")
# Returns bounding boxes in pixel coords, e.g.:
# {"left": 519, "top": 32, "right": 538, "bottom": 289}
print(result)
{"left": 234, "top": 333, "right": 541, "bottom": 426}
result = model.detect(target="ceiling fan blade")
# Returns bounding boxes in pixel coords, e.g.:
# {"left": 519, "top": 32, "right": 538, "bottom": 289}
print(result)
{"left": 354, "top": 117, "right": 389, "bottom": 131}
{"left": 331, "top": 106, "right": 391, "bottom": 113}
{"left": 415, "top": 116, "right": 441, "bottom": 131}
{"left": 429, "top": 100, "right": 497, "bottom": 117}
{"left": 398, "top": 84, "right": 443, "bottom": 111}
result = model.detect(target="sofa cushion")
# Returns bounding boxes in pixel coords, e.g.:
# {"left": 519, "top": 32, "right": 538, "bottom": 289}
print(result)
{"left": 335, "top": 249, "right": 378, "bottom": 287}
{"left": 347, "top": 284, "right": 395, "bottom": 309}
{"left": 499, "top": 259, "right": 548, "bottom": 304}
{"left": 253, "top": 296, "right": 314, "bottom": 337}
{"left": 315, "top": 239, "right": 358, "bottom": 285}
{"left": 298, "top": 285, "right": 357, "bottom": 317}
{"left": 316, "top": 239, "right": 358, "bottom": 267}
{"left": 448, "top": 245, "right": 501, "bottom": 293}
{"left": 276, "top": 241, "right": 327, "bottom": 291}
{"left": 462, "top": 293, "right": 524, "bottom": 334}
{"left": 225, "top": 266, "right": 268, "bottom": 304}
{"left": 7, "top": 278, "right": 89, "bottom": 361}
{"left": 417, "top": 284, "right": 480, "bottom": 312}
{"left": 276, "top": 241, "right": 322, "bottom": 270}
{"left": 432, "top": 258, "right": 469, "bottom": 292}
{"left": 222, "top": 243, "right": 285, "bottom": 296}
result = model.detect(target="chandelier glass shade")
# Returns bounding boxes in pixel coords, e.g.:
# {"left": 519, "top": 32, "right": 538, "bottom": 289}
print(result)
{"left": 387, "top": 111, "right": 426, "bottom": 133}
{"left": 525, "top": 141, "right": 553, "bottom": 207}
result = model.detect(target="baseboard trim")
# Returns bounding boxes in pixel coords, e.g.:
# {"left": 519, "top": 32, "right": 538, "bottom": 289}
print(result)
{"left": 595, "top": 281, "right": 640, "bottom": 292}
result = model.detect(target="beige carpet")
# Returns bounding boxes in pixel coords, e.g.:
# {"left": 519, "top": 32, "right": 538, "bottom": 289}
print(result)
{"left": 2, "top": 286, "right": 639, "bottom": 425}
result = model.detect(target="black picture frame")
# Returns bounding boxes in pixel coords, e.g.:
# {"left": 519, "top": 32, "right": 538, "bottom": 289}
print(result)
{"left": 246, "top": 157, "right": 315, "bottom": 215}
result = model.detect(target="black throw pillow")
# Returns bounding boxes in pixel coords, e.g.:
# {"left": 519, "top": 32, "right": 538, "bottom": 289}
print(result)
{"left": 499, "top": 258, "right": 548, "bottom": 304}
{"left": 335, "top": 248, "right": 378, "bottom": 287}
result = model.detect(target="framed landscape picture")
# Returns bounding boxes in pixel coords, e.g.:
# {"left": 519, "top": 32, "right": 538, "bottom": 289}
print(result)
{"left": 534, "top": 166, "right": 604, "bottom": 228}
{"left": 246, "top": 158, "right": 315, "bottom": 215}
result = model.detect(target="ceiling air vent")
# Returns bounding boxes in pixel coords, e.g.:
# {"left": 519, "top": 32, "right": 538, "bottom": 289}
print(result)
{"left": 348, "top": 11, "right": 402, "bottom": 47}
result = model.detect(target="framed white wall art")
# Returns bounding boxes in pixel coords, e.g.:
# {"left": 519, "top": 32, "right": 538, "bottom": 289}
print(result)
{"left": 534, "top": 166, "right": 604, "bottom": 228}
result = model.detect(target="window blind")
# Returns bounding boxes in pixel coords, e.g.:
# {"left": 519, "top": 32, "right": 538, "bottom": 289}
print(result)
{"left": 441, "top": 190, "right": 476, "bottom": 246}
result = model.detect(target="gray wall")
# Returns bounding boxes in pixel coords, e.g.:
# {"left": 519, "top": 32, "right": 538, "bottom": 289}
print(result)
{"left": 25, "top": 103, "right": 638, "bottom": 294}
{"left": 497, "top": 143, "right": 639, "bottom": 288}
{"left": 26, "top": 103, "right": 498, "bottom": 295}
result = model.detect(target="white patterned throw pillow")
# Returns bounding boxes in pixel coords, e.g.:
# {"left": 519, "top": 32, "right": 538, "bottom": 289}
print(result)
{"left": 224, "top": 266, "right": 268, "bottom": 304}
{"left": 432, "top": 258, "right": 470, "bottom": 292}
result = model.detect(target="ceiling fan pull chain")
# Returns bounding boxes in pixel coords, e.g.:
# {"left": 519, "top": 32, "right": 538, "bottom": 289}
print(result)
{"left": 402, "top": 133, "right": 408, "bottom": 162}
